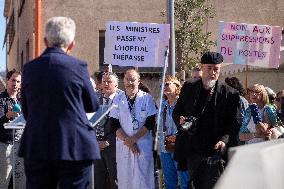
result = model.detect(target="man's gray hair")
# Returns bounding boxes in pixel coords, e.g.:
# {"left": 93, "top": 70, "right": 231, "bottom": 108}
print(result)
{"left": 45, "top": 17, "right": 76, "bottom": 48}
{"left": 103, "top": 72, "right": 119, "bottom": 84}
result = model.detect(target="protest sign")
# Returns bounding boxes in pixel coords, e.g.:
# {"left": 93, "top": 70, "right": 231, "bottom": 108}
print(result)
{"left": 217, "top": 21, "right": 282, "bottom": 68}
{"left": 104, "top": 21, "right": 170, "bottom": 67}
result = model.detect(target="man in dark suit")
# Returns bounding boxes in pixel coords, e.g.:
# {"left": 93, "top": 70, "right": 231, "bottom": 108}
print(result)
{"left": 18, "top": 17, "right": 100, "bottom": 189}
{"left": 93, "top": 72, "right": 121, "bottom": 189}
{"left": 172, "top": 52, "right": 240, "bottom": 189}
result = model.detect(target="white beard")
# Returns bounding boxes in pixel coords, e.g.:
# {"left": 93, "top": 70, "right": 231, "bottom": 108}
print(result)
{"left": 203, "top": 79, "right": 216, "bottom": 89}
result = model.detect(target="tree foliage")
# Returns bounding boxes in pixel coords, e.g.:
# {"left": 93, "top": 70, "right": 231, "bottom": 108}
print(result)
{"left": 164, "top": 0, "right": 216, "bottom": 71}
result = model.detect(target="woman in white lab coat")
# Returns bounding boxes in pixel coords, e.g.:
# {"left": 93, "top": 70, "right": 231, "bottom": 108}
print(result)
{"left": 109, "top": 69, "right": 156, "bottom": 189}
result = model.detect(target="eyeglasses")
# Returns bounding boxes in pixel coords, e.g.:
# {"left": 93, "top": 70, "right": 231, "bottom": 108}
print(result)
{"left": 165, "top": 82, "right": 179, "bottom": 87}
{"left": 102, "top": 80, "right": 113, "bottom": 84}
{"left": 249, "top": 90, "right": 261, "bottom": 95}
{"left": 125, "top": 78, "right": 137, "bottom": 83}
{"left": 165, "top": 82, "right": 172, "bottom": 87}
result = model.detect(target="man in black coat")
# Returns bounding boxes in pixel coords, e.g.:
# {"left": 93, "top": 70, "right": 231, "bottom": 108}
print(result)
{"left": 172, "top": 52, "right": 240, "bottom": 189}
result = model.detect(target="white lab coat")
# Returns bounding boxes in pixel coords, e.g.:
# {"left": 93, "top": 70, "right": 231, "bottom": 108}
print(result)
{"left": 109, "top": 90, "right": 156, "bottom": 189}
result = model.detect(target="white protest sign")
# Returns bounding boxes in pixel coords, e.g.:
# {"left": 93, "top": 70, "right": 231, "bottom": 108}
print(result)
{"left": 104, "top": 21, "right": 170, "bottom": 67}
{"left": 217, "top": 21, "right": 282, "bottom": 68}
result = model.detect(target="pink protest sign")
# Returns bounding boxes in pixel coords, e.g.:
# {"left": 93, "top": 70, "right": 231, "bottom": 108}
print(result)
{"left": 217, "top": 21, "right": 282, "bottom": 68}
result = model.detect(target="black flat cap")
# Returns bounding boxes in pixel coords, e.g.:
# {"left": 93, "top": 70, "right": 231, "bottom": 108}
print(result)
{"left": 201, "top": 52, "right": 223, "bottom": 64}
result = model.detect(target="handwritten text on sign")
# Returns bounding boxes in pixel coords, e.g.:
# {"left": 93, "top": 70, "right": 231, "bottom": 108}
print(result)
{"left": 217, "top": 21, "right": 282, "bottom": 68}
{"left": 104, "top": 21, "right": 170, "bottom": 67}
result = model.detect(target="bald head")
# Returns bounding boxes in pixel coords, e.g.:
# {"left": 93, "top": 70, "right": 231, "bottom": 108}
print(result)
{"left": 123, "top": 69, "right": 140, "bottom": 98}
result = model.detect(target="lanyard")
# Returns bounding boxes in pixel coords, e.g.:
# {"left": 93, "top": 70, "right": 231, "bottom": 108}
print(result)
{"left": 199, "top": 84, "right": 216, "bottom": 117}
{"left": 126, "top": 93, "right": 139, "bottom": 130}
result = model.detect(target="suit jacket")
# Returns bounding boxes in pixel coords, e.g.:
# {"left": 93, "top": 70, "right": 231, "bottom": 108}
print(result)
{"left": 173, "top": 79, "right": 240, "bottom": 160}
{"left": 18, "top": 47, "right": 100, "bottom": 161}
{"left": 96, "top": 90, "right": 123, "bottom": 159}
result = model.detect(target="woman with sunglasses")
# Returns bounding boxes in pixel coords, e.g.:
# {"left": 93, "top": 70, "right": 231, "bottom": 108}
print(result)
{"left": 239, "top": 84, "right": 277, "bottom": 144}
{"left": 157, "top": 75, "right": 189, "bottom": 189}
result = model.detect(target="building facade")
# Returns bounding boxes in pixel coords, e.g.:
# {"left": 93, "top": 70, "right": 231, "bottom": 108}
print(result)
{"left": 208, "top": 0, "right": 284, "bottom": 92}
{"left": 3, "top": 0, "right": 284, "bottom": 94}
{"left": 3, "top": 0, "right": 167, "bottom": 74}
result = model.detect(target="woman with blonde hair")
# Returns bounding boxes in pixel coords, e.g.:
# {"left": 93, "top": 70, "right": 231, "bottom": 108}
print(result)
{"left": 239, "top": 84, "right": 277, "bottom": 144}
{"left": 157, "top": 75, "right": 189, "bottom": 189}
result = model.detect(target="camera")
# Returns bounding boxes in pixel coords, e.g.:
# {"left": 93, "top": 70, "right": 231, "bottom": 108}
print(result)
{"left": 95, "top": 122, "right": 106, "bottom": 141}
{"left": 181, "top": 116, "right": 198, "bottom": 132}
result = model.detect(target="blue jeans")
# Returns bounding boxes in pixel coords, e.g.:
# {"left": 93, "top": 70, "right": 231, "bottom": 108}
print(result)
{"left": 160, "top": 152, "right": 190, "bottom": 189}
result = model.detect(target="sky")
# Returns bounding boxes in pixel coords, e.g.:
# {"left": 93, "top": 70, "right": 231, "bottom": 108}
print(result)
{"left": 0, "top": 0, "right": 6, "bottom": 72}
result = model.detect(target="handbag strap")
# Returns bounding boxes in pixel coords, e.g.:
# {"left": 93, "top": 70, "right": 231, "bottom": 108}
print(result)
{"left": 198, "top": 84, "right": 216, "bottom": 119}
{"left": 276, "top": 115, "right": 284, "bottom": 127}
{"left": 163, "top": 105, "right": 167, "bottom": 133}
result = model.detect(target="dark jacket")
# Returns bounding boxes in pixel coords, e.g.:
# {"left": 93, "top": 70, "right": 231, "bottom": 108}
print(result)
{"left": 0, "top": 90, "right": 21, "bottom": 144}
{"left": 95, "top": 91, "right": 122, "bottom": 158}
{"left": 18, "top": 47, "right": 100, "bottom": 161}
{"left": 172, "top": 79, "right": 240, "bottom": 164}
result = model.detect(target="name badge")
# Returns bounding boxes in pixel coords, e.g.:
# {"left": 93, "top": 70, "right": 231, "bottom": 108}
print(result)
{"left": 133, "top": 119, "right": 139, "bottom": 130}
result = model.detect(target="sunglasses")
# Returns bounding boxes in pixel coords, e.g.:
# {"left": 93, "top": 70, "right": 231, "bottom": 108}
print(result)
{"left": 248, "top": 90, "right": 261, "bottom": 95}
{"left": 165, "top": 82, "right": 172, "bottom": 87}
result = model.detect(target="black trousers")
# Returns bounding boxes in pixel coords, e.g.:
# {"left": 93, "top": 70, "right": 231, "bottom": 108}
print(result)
{"left": 24, "top": 159, "right": 93, "bottom": 189}
{"left": 94, "top": 146, "right": 117, "bottom": 189}
{"left": 187, "top": 153, "right": 222, "bottom": 189}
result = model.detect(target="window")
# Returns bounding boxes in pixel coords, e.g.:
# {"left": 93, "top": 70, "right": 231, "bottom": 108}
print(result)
{"left": 6, "top": 11, "right": 15, "bottom": 53}
{"left": 18, "top": 0, "right": 25, "bottom": 17}
{"left": 99, "top": 30, "right": 105, "bottom": 66}
{"left": 20, "top": 51, "right": 24, "bottom": 71}
{"left": 26, "top": 39, "right": 29, "bottom": 62}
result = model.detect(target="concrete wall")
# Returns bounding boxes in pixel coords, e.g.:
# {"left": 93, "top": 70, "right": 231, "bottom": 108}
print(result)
{"left": 18, "top": 0, "right": 35, "bottom": 66}
{"left": 208, "top": 0, "right": 284, "bottom": 93}
{"left": 5, "top": 0, "right": 166, "bottom": 74}
{"left": 208, "top": 0, "right": 284, "bottom": 42}
{"left": 6, "top": 0, "right": 17, "bottom": 71}
{"left": 41, "top": 0, "right": 166, "bottom": 75}
{"left": 219, "top": 68, "right": 284, "bottom": 93}
{"left": 5, "top": 0, "right": 34, "bottom": 72}
{"left": 4, "top": 0, "right": 284, "bottom": 97}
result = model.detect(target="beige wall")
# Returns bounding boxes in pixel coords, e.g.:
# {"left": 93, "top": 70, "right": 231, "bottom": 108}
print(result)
{"left": 42, "top": 0, "right": 97, "bottom": 74}
{"left": 6, "top": 0, "right": 34, "bottom": 72}
{"left": 219, "top": 69, "right": 284, "bottom": 93}
{"left": 18, "top": 0, "right": 35, "bottom": 66}
{"left": 42, "top": 0, "right": 166, "bottom": 75}
{"left": 6, "top": 0, "right": 17, "bottom": 71}
{"left": 5, "top": 0, "right": 166, "bottom": 74}
{"left": 208, "top": 0, "right": 284, "bottom": 93}
{"left": 4, "top": 0, "right": 284, "bottom": 96}
{"left": 208, "top": 0, "right": 284, "bottom": 41}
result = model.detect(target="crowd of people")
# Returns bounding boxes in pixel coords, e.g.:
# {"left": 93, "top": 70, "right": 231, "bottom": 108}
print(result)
{"left": 0, "top": 16, "right": 284, "bottom": 189}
